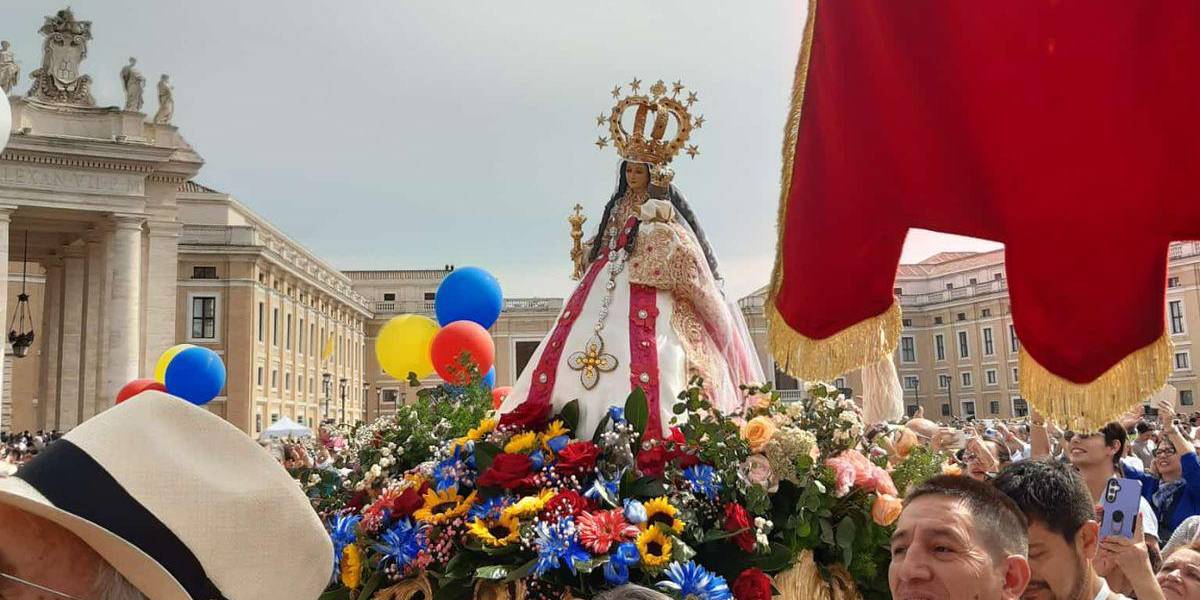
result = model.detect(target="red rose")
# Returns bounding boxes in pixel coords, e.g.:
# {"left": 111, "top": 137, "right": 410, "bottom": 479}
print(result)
{"left": 723, "top": 503, "right": 756, "bottom": 553}
{"left": 732, "top": 568, "right": 773, "bottom": 600}
{"left": 669, "top": 441, "right": 701, "bottom": 469}
{"left": 556, "top": 442, "right": 601, "bottom": 477}
{"left": 391, "top": 482, "right": 428, "bottom": 517}
{"left": 498, "top": 401, "right": 551, "bottom": 432}
{"left": 637, "top": 445, "right": 669, "bottom": 478}
{"left": 540, "top": 489, "right": 590, "bottom": 518}
{"left": 669, "top": 427, "right": 687, "bottom": 444}
{"left": 346, "top": 491, "right": 369, "bottom": 511}
{"left": 478, "top": 453, "right": 533, "bottom": 490}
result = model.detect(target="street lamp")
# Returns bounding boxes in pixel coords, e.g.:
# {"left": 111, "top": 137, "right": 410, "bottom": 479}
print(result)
{"left": 339, "top": 377, "right": 348, "bottom": 425}
{"left": 322, "top": 372, "right": 332, "bottom": 423}
{"left": 361, "top": 382, "right": 369, "bottom": 424}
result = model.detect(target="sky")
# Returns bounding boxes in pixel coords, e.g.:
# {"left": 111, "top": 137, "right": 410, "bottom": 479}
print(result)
{"left": 5, "top": 1, "right": 1001, "bottom": 299}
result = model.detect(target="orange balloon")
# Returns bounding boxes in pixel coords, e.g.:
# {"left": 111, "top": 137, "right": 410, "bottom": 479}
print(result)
{"left": 430, "top": 321, "right": 495, "bottom": 385}
{"left": 492, "top": 386, "right": 513, "bottom": 409}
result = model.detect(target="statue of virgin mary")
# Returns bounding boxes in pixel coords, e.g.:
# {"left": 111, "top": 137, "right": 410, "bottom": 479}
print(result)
{"left": 499, "top": 79, "right": 763, "bottom": 439}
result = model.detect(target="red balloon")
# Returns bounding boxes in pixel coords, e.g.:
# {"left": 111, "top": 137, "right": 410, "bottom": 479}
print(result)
{"left": 430, "top": 320, "right": 496, "bottom": 385}
{"left": 492, "top": 386, "right": 513, "bottom": 410}
{"left": 117, "top": 378, "right": 166, "bottom": 404}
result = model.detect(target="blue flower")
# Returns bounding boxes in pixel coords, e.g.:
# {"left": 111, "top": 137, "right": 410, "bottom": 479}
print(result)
{"left": 546, "top": 435, "right": 570, "bottom": 454}
{"left": 532, "top": 518, "right": 591, "bottom": 577}
{"left": 682, "top": 464, "right": 721, "bottom": 499}
{"left": 585, "top": 468, "right": 625, "bottom": 507}
{"left": 608, "top": 406, "right": 626, "bottom": 423}
{"left": 328, "top": 514, "right": 361, "bottom": 573}
{"left": 372, "top": 519, "right": 426, "bottom": 571}
{"left": 623, "top": 499, "right": 647, "bottom": 525}
{"left": 656, "top": 561, "right": 732, "bottom": 600}
{"left": 530, "top": 449, "right": 546, "bottom": 471}
{"left": 603, "top": 541, "right": 640, "bottom": 586}
{"left": 468, "top": 495, "right": 513, "bottom": 521}
{"left": 432, "top": 446, "right": 467, "bottom": 491}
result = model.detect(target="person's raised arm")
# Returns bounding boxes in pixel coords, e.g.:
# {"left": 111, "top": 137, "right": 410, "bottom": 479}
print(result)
{"left": 1030, "top": 409, "right": 1051, "bottom": 458}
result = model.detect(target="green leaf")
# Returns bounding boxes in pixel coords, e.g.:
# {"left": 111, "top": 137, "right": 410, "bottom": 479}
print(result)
{"left": 432, "top": 577, "right": 474, "bottom": 600}
{"left": 820, "top": 519, "right": 835, "bottom": 545}
{"left": 559, "top": 399, "right": 580, "bottom": 434}
{"left": 475, "top": 565, "right": 509, "bottom": 580}
{"left": 356, "top": 571, "right": 383, "bottom": 600}
{"left": 672, "top": 401, "right": 687, "bottom": 415}
{"left": 749, "top": 542, "right": 796, "bottom": 572}
{"left": 503, "top": 559, "right": 537, "bottom": 583}
{"left": 474, "top": 442, "right": 502, "bottom": 475}
{"left": 626, "top": 476, "right": 667, "bottom": 498}
{"left": 703, "top": 527, "right": 748, "bottom": 542}
{"left": 837, "top": 515, "right": 857, "bottom": 566}
{"left": 318, "top": 589, "right": 350, "bottom": 600}
{"left": 672, "top": 538, "right": 697, "bottom": 562}
{"left": 591, "top": 411, "right": 613, "bottom": 445}
{"left": 625, "top": 388, "right": 649, "bottom": 440}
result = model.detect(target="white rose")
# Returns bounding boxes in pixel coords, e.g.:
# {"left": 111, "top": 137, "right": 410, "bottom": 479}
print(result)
{"left": 825, "top": 399, "right": 837, "bottom": 410}
{"left": 380, "top": 447, "right": 392, "bottom": 457}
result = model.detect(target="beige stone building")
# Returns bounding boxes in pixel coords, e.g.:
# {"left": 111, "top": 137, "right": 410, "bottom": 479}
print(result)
{"left": 741, "top": 244, "right": 1200, "bottom": 422}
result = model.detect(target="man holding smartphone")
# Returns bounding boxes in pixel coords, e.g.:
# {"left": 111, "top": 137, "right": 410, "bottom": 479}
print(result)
{"left": 994, "top": 459, "right": 1133, "bottom": 600}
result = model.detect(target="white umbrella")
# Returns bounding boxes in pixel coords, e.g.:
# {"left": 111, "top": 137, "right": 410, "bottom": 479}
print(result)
{"left": 258, "top": 416, "right": 313, "bottom": 442}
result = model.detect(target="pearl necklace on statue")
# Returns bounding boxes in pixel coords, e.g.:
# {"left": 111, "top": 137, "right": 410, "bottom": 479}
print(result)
{"left": 566, "top": 190, "right": 647, "bottom": 389}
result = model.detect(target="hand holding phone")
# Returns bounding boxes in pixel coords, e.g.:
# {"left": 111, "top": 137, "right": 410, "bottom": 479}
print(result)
{"left": 1100, "top": 477, "right": 1144, "bottom": 539}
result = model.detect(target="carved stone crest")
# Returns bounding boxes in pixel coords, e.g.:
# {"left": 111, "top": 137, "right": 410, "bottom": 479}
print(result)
{"left": 26, "top": 8, "right": 95, "bottom": 105}
{"left": 0, "top": 41, "right": 19, "bottom": 94}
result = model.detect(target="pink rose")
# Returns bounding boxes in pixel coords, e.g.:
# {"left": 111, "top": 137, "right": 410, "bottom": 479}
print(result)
{"left": 744, "top": 454, "right": 779, "bottom": 493}
{"left": 826, "top": 450, "right": 898, "bottom": 497}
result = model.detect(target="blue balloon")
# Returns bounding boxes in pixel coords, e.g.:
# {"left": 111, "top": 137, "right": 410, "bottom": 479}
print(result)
{"left": 483, "top": 367, "right": 496, "bottom": 390}
{"left": 434, "top": 267, "right": 504, "bottom": 329}
{"left": 163, "top": 346, "right": 226, "bottom": 406}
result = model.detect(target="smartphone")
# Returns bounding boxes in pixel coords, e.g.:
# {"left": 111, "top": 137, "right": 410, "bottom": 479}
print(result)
{"left": 1100, "top": 477, "right": 1144, "bottom": 539}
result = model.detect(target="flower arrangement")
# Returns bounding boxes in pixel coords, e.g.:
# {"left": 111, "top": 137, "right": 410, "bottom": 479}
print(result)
{"left": 303, "top": 379, "right": 940, "bottom": 600}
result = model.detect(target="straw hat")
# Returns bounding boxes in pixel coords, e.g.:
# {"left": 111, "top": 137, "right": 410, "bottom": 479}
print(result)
{"left": 0, "top": 390, "right": 333, "bottom": 599}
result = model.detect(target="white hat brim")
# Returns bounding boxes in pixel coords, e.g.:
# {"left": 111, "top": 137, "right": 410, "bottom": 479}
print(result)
{"left": 0, "top": 476, "right": 189, "bottom": 600}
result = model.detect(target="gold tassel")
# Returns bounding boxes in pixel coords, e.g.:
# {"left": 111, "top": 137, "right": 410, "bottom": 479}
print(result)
{"left": 768, "top": 300, "right": 902, "bottom": 382}
{"left": 774, "top": 550, "right": 862, "bottom": 600}
{"left": 1019, "top": 334, "right": 1173, "bottom": 431}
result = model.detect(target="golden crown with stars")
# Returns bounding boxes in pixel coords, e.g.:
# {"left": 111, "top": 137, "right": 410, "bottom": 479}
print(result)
{"left": 595, "top": 78, "right": 704, "bottom": 171}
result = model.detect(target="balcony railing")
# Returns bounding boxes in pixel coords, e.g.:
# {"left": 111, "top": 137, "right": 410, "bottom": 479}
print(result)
{"left": 900, "top": 278, "right": 1008, "bottom": 307}
{"left": 373, "top": 298, "right": 564, "bottom": 316}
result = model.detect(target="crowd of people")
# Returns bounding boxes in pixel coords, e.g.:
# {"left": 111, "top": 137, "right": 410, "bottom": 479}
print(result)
{"left": 883, "top": 395, "right": 1200, "bottom": 599}
{"left": 0, "top": 429, "right": 63, "bottom": 475}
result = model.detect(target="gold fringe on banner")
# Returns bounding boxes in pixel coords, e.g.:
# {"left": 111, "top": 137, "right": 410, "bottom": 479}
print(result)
{"left": 1019, "top": 334, "right": 1174, "bottom": 431}
{"left": 774, "top": 550, "right": 861, "bottom": 600}
{"left": 768, "top": 300, "right": 902, "bottom": 382}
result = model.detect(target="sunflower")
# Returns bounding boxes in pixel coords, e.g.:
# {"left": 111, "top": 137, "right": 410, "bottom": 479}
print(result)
{"left": 635, "top": 526, "right": 674, "bottom": 570}
{"left": 467, "top": 514, "right": 521, "bottom": 547}
{"left": 339, "top": 544, "right": 362, "bottom": 589}
{"left": 541, "top": 420, "right": 569, "bottom": 444}
{"left": 467, "top": 418, "right": 498, "bottom": 442}
{"left": 504, "top": 431, "right": 539, "bottom": 454}
{"left": 413, "top": 487, "right": 476, "bottom": 525}
{"left": 503, "top": 489, "right": 556, "bottom": 520}
{"left": 641, "top": 496, "right": 684, "bottom": 533}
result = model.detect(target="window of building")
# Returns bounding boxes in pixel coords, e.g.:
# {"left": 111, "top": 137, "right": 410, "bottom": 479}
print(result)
{"left": 935, "top": 334, "right": 946, "bottom": 361}
{"left": 309, "top": 377, "right": 314, "bottom": 396}
{"left": 383, "top": 293, "right": 396, "bottom": 301}
{"left": 272, "top": 308, "right": 279, "bottom": 346}
{"left": 271, "top": 369, "right": 278, "bottom": 389}
{"left": 934, "top": 316, "right": 943, "bottom": 325}
{"left": 297, "top": 415, "right": 305, "bottom": 425}
{"left": 285, "top": 371, "right": 291, "bottom": 390}
{"left": 310, "top": 324, "right": 316, "bottom": 355}
{"left": 257, "top": 302, "right": 265, "bottom": 342}
{"left": 957, "top": 312, "right": 966, "bottom": 321}
{"left": 774, "top": 366, "right": 799, "bottom": 391}
{"left": 1012, "top": 367, "right": 1020, "bottom": 383}
{"left": 985, "top": 369, "right": 997, "bottom": 385}
{"left": 190, "top": 296, "right": 217, "bottom": 339}
{"left": 962, "top": 400, "right": 976, "bottom": 419}
{"left": 382, "top": 389, "right": 399, "bottom": 404}
{"left": 958, "top": 331, "right": 970, "bottom": 358}
{"left": 424, "top": 292, "right": 436, "bottom": 301}
{"left": 1182, "top": 390, "right": 1195, "bottom": 406}
{"left": 941, "top": 404, "right": 951, "bottom": 416}
{"left": 982, "top": 327, "right": 994, "bottom": 356}
{"left": 981, "top": 308, "right": 991, "bottom": 317}
{"left": 192, "top": 266, "right": 217, "bottom": 279}
{"left": 907, "top": 404, "right": 920, "bottom": 417}
{"left": 271, "top": 414, "right": 280, "bottom": 424}
{"left": 961, "top": 371, "right": 973, "bottom": 387}
{"left": 939, "top": 374, "right": 951, "bottom": 389}
{"left": 834, "top": 377, "right": 846, "bottom": 390}
{"left": 514, "top": 341, "right": 541, "bottom": 380}
{"left": 1013, "top": 397, "right": 1029, "bottom": 417}
{"left": 894, "top": 287, "right": 903, "bottom": 296}
{"left": 946, "top": 283, "right": 954, "bottom": 290}
{"left": 1169, "top": 277, "right": 1180, "bottom": 288}
{"left": 256, "top": 366, "right": 264, "bottom": 387}
{"left": 989, "top": 400, "right": 1000, "bottom": 414}
{"left": 1169, "top": 300, "right": 1185, "bottom": 335}
{"left": 1176, "top": 351, "right": 1191, "bottom": 371}
{"left": 994, "top": 273, "right": 1003, "bottom": 281}
{"left": 299, "top": 318, "right": 305, "bottom": 354}
{"left": 1009, "top": 324, "right": 1019, "bottom": 352}
{"left": 904, "top": 376, "right": 919, "bottom": 390}
{"left": 900, "top": 336, "right": 916, "bottom": 363}
{"left": 902, "top": 318, "right": 912, "bottom": 327}
{"left": 969, "top": 278, "right": 978, "bottom": 285}
{"left": 255, "top": 414, "right": 262, "bottom": 433}
{"left": 297, "top": 376, "right": 303, "bottom": 393}
{"left": 285, "top": 314, "right": 293, "bottom": 350}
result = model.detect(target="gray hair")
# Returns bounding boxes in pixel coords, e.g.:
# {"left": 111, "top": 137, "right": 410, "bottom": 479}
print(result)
{"left": 592, "top": 585, "right": 671, "bottom": 600}
{"left": 93, "top": 562, "right": 147, "bottom": 600}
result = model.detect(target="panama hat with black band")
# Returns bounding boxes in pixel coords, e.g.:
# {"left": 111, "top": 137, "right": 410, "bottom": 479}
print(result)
{"left": 0, "top": 390, "right": 333, "bottom": 599}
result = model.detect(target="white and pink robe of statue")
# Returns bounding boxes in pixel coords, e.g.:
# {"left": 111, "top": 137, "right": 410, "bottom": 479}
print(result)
{"left": 499, "top": 196, "right": 763, "bottom": 439}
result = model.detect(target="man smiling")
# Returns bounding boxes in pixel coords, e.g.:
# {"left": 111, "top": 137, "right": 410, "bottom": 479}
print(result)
{"left": 889, "top": 475, "right": 1031, "bottom": 600}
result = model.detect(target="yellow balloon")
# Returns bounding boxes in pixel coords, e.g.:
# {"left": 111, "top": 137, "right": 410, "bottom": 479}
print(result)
{"left": 375, "top": 314, "right": 439, "bottom": 380}
{"left": 154, "top": 343, "right": 195, "bottom": 383}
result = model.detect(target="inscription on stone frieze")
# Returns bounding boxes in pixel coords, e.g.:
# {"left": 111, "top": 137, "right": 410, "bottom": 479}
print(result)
{"left": 0, "top": 164, "right": 144, "bottom": 196}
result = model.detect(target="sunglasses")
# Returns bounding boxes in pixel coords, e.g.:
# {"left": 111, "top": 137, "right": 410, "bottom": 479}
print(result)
{"left": 0, "top": 570, "right": 85, "bottom": 600}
